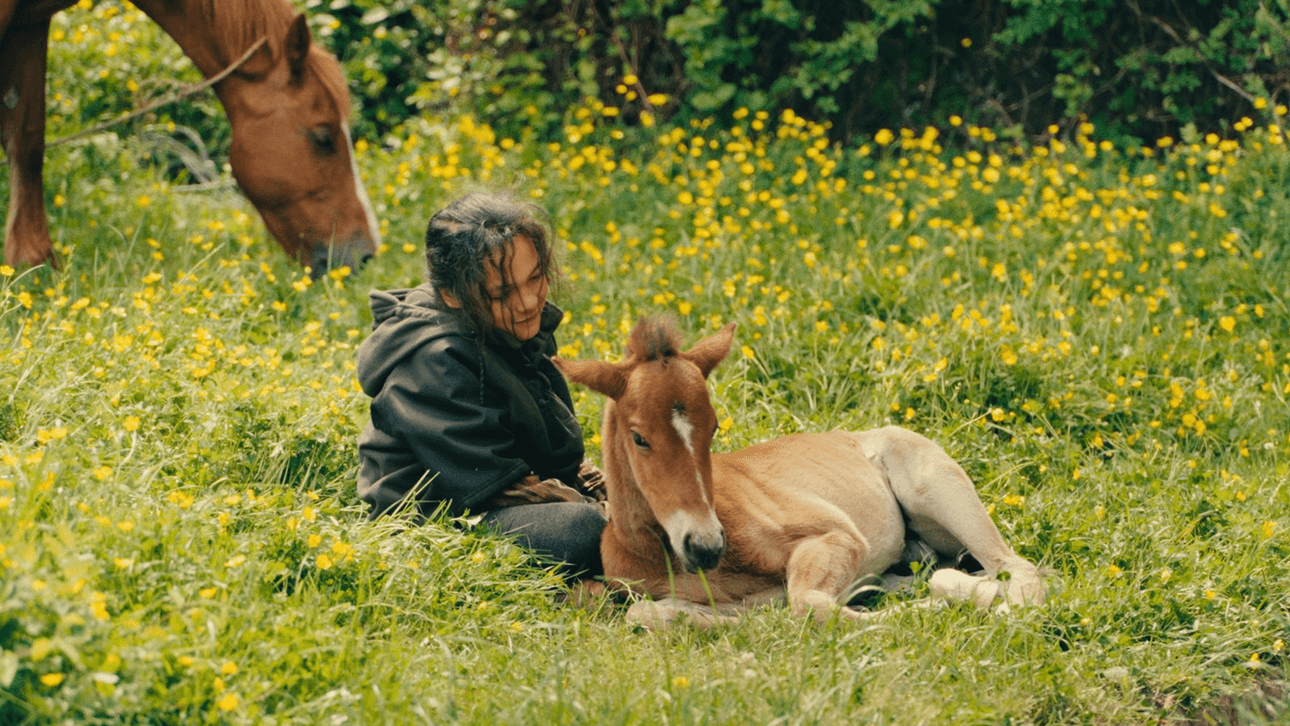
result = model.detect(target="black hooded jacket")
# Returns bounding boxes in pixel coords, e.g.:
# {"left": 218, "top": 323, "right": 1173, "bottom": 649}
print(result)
{"left": 355, "top": 284, "right": 584, "bottom": 518}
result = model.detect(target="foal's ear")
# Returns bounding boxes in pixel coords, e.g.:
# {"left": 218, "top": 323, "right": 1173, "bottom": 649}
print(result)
{"left": 553, "top": 358, "right": 627, "bottom": 399}
{"left": 683, "top": 322, "right": 736, "bottom": 378}
{"left": 285, "top": 14, "right": 313, "bottom": 83}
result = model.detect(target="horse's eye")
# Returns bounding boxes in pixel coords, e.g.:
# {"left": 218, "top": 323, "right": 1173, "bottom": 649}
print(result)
{"left": 631, "top": 431, "right": 650, "bottom": 450}
{"left": 307, "top": 126, "right": 337, "bottom": 156}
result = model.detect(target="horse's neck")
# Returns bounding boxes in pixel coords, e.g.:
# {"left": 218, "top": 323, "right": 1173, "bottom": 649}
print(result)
{"left": 131, "top": 0, "right": 287, "bottom": 79}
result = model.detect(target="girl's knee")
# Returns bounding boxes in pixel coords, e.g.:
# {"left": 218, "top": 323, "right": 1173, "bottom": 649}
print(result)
{"left": 569, "top": 502, "right": 608, "bottom": 531}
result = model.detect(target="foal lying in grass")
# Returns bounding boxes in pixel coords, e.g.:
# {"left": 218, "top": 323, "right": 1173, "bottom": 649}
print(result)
{"left": 556, "top": 317, "right": 1046, "bottom": 627}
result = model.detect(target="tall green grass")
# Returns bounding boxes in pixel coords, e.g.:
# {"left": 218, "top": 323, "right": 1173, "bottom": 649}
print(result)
{"left": 4, "top": 33, "right": 1290, "bottom": 721}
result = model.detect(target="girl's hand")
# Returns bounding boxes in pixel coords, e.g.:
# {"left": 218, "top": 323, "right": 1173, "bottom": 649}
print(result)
{"left": 483, "top": 474, "right": 594, "bottom": 509}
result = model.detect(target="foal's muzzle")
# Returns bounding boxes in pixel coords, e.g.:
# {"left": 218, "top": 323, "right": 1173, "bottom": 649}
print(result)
{"left": 682, "top": 529, "right": 726, "bottom": 573}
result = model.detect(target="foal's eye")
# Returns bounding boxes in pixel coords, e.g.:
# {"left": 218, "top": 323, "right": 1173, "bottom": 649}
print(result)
{"left": 631, "top": 432, "right": 650, "bottom": 450}
{"left": 307, "top": 126, "right": 337, "bottom": 156}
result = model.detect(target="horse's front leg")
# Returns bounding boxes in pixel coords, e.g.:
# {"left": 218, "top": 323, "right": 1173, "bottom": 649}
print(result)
{"left": 784, "top": 529, "right": 869, "bottom": 623}
{"left": 1, "top": 18, "right": 56, "bottom": 269}
{"left": 857, "top": 426, "right": 1046, "bottom": 607}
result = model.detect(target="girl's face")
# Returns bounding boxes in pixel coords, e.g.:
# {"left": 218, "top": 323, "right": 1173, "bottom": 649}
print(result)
{"left": 444, "top": 235, "right": 548, "bottom": 340}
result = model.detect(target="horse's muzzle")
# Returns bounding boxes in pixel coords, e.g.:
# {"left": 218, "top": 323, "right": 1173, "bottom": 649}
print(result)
{"left": 682, "top": 529, "right": 726, "bottom": 573}
{"left": 309, "top": 237, "right": 376, "bottom": 278}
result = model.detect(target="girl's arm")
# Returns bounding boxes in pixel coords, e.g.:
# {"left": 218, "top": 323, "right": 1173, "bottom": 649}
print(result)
{"left": 368, "top": 339, "right": 530, "bottom": 514}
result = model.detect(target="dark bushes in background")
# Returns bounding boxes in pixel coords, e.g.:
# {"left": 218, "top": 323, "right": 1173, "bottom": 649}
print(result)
{"left": 311, "top": 0, "right": 1289, "bottom": 144}
{"left": 47, "top": 0, "right": 1289, "bottom": 148}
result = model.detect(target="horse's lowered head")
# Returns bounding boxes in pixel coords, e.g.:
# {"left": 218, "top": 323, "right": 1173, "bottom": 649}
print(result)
{"left": 217, "top": 14, "right": 379, "bottom": 276}
{"left": 557, "top": 318, "right": 736, "bottom": 573}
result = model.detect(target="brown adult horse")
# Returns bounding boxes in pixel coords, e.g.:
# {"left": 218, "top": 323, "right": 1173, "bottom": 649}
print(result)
{"left": 555, "top": 318, "right": 1047, "bottom": 627}
{"left": 0, "top": 0, "right": 379, "bottom": 274}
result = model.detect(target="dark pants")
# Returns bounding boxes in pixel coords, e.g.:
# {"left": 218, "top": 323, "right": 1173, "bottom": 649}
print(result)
{"left": 481, "top": 502, "right": 608, "bottom": 579}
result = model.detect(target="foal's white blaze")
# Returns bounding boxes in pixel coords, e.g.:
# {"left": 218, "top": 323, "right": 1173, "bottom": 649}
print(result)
{"left": 672, "top": 409, "right": 709, "bottom": 504}
{"left": 662, "top": 408, "right": 722, "bottom": 565}
{"left": 342, "top": 123, "right": 381, "bottom": 246}
{"left": 672, "top": 409, "right": 696, "bottom": 455}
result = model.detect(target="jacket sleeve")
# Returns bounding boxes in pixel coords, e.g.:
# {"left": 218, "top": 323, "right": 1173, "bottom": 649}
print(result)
{"left": 367, "top": 338, "right": 531, "bottom": 515}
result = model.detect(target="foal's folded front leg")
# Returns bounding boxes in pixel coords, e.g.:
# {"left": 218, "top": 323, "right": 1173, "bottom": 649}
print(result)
{"left": 784, "top": 530, "right": 868, "bottom": 622}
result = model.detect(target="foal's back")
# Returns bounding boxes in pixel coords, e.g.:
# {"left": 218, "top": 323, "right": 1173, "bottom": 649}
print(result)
{"left": 712, "top": 430, "right": 908, "bottom": 577}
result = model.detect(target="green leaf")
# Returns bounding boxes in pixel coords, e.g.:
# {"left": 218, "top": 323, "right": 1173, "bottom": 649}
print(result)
{"left": 0, "top": 652, "right": 17, "bottom": 689}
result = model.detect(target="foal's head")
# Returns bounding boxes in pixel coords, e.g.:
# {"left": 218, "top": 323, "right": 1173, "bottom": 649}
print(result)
{"left": 557, "top": 318, "right": 736, "bottom": 573}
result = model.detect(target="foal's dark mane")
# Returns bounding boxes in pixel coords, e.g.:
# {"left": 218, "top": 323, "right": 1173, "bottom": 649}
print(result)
{"left": 629, "top": 317, "right": 683, "bottom": 362}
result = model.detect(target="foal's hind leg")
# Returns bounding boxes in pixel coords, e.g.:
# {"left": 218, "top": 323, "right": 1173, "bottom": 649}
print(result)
{"left": 853, "top": 426, "right": 1045, "bottom": 607}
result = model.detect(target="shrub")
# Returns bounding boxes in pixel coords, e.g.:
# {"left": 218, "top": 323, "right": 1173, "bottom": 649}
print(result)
{"left": 324, "top": 0, "right": 1290, "bottom": 144}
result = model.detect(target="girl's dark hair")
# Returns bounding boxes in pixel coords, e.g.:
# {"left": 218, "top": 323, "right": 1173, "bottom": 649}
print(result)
{"left": 424, "top": 192, "right": 557, "bottom": 332}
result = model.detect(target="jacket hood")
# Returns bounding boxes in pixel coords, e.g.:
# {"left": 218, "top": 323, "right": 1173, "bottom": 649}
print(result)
{"left": 356, "top": 284, "right": 463, "bottom": 397}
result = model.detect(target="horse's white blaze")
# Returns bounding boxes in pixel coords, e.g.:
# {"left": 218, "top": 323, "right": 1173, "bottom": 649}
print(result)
{"left": 342, "top": 123, "right": 381, "bottom": 246}
{"left": 661, "top": 509, "right": 723, "bottom": 559}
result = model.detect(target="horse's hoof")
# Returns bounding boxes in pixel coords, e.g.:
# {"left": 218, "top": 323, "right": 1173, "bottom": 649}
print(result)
{"left": 5, "top": 247, "right": 57, "bottom": 271}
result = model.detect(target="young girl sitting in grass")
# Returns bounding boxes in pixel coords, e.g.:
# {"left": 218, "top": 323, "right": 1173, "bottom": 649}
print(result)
{"left": 356, "top": 192, "right": 607, "bottom": 579}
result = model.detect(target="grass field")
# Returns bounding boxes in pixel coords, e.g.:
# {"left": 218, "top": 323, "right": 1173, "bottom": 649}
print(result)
{"left": 4, "top": 12, "right": 1290, "bottom": 720}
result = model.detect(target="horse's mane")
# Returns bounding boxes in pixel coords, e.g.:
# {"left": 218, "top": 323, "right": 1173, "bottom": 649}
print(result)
{"left": 309, "top": 45, "right": 352, "bottom": 114}
{"left": 628, "top": 317, "right": 683, "bottom": 362}
{"left": 199, "top": 0, "right": 351, "bottom": 111}
{"left": 199, "top": 0, "right": 290, "bottom": 63}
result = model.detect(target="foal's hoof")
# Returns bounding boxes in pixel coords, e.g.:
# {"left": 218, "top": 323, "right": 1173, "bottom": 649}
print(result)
{"left": 795, "top": 599, "right": 876, "bottom": 624}
{"left": 625, "top": 598, "right": 737, "bottom": 630}
{"left": 1003, "top": 574, "right": 1048, "bottom": 607}
{"left": 557, "top": 579, "right": 607, "bottom": 609}
{"left": 833, "top": 605, "right": 877, "bottom": 623}
{"left": 928, "top": 570, "right": 1004, "bottom": 610}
